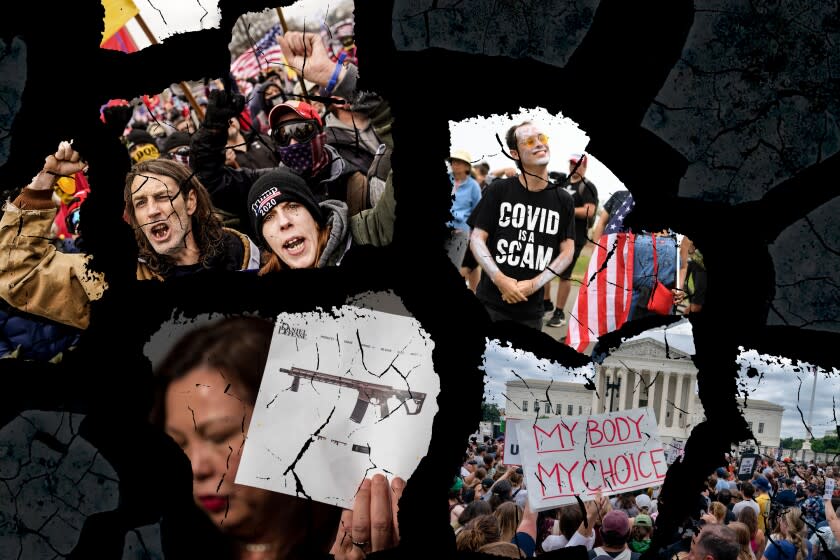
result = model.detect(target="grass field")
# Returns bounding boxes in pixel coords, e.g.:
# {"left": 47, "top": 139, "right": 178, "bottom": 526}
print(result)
{"left": 572, "top": 251, "right": 590, "bottom": 282}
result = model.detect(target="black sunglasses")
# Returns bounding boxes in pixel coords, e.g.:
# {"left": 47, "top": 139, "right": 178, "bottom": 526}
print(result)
{"left": 272, "top": 119, "right": 319, "bottom": 147}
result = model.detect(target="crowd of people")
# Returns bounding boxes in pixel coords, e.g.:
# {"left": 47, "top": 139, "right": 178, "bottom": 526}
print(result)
{"left": 446, "top": 121, "right": 705, "bottom": 339}
{"left": 447, "top": 435, "right": 840, "bottom": 559}
{"left": 0, "top": 29, "right": 393, "bottom": 359}
{"left": 0, "top": 9, "right": 836, "bottom": 560}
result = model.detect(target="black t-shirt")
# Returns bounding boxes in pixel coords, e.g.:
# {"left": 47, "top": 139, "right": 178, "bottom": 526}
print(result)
{"left": 564, "top": 178, "right": 598, "bottom": 247}
{"left": 471, "top": 177, "right": 575, "bottom": 318}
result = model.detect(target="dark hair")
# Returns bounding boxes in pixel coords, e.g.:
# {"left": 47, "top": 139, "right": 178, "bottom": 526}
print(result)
{"left": 737, "top": 505, "right": 758, "bottom": 535}
{"left": 124, "top": 158, "right": 225, "bottom": 277}
{"left": 696, "top": 525, "right": 740, "bottom": 560}
{"left": 717, "top": 489, "right": 732, "bottom": 506}
{"left": 505, "top": 121, "right": 532, "bottom": 151}
{"left": 458, "top": 500, "right": 492, "bottom": 527}
{"left": 559, "top": 504, "right": 584, "bottom": 540}
{"left": 741, "top": 483, "right": 755, "bottom": 499}
{"left": 150, "top": 316, "right": 274, "bottom": 426}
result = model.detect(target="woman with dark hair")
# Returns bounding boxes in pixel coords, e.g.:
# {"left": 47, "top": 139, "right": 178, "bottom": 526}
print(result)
{"left": 247, "top": 166, "right": 395, "bottom": 272}
{"left": 152, "top": 316, "right": 403, "bottom": 559}
{"left": 152, "top": 316, "right": 340, "bottom": 559}
{"left": 457, "top": 500, "right": 493, "bottom": 535}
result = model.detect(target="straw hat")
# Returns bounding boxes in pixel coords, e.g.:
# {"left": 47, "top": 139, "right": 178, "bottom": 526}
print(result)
{"left": 448, "top": 149, "right": 473, "bottom": 166}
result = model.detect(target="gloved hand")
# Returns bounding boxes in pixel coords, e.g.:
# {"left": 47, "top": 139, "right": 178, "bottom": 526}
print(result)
{"left": 203, "top": 89, "right": 246, "bottom": 129}
{"left": 102, "top": 105, "right": 134, "bottom": 139}
{"left": 367, "top": 144, "right": 391, "bottom": 207}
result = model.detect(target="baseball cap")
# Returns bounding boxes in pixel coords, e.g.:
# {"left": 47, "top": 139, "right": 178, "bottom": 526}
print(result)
{"left": 753, "top": 477, "right": 770, "bottom": 491}
{"left": 268, "top": 99, "right": 323, "bottom": 130}
{"left": 634, "top": 514, "right": 653, "bottom": 528}
{"left": 601, "top": 510, "right": 630, "bottom": 536}
{"left": 635, "top": 493, "right": 652, "bottom": 511}
{"left": 716, "top": 467, "right": 727, "bottom": 478}
{"left": 481, "top": 477, "right": 494, "bottom": 489}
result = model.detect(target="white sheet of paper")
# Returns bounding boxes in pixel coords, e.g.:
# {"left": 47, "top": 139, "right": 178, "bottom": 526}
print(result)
{"left": 515, "top": 407, "right": 667, "bottom": 511}
{"left": 825, "top": 478, "right": 835, "bottom": 501}
{"left": 236, "top": 306, "right": 439, "bottom": 509}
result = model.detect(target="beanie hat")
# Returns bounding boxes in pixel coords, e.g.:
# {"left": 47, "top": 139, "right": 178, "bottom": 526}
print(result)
{"left": 247, "top": 168, "right": 323, "bottom": 246}
{"left": 126, "top": 127, "right": 157, "bottom": 150}
{"left": 161, "top": 131, "right": 191, "bottom": 153}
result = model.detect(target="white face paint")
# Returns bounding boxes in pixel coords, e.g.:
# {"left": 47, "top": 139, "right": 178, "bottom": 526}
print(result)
{"left": 514, "top": 124, "right": 551, "bottom": 168}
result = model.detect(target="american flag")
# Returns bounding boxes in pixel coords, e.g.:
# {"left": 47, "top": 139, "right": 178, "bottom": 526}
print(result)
{"left": 566, "top": 193, "right": 635, "bottom": 353}
{"left": 230, "top": 23, "right": 285, "bottom": 81}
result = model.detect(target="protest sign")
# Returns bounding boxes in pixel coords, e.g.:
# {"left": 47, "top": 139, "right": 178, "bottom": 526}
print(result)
{"left": 504, "top": 418, "right": 523, "bottom": 465}
{"left": 236, "top": 306, "right": 439, "bottom": 509}
{"left": 515, "top": 407, "right": 666, "bottom": 510}
{"left": 737, "top": 454, "right": 757, "bottom": 481}
{"left": 825, "top": 478, "right": 835, "bottom": 501}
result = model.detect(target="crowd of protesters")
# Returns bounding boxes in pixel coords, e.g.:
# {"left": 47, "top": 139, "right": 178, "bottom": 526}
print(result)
{"left": 1, "top": 10, "right": 839, "bottom": 560}
{"left": 0, "top": 29, "right": 393, "bottom": 363}
{"left": 445, "top": 433, "right": 840, "bottom": 559}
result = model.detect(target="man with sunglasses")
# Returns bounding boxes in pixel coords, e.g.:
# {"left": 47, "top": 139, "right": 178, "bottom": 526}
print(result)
{"left": 468, "top": 121, "right": 576, "bottom": 331}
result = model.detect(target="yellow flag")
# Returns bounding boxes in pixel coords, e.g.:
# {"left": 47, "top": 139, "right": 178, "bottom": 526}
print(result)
{"left": 101, "top": 0, "right": 140, "bottom": 45}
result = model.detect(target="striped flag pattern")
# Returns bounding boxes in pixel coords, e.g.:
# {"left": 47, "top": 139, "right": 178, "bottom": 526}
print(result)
{"left": 565, "top": 232, "right": 636, "bottom": 353}
{"left": 230, "top": 23, "right": 284, "bottom": 80}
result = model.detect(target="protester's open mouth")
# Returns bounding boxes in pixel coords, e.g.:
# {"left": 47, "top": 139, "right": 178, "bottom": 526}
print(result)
{"left": 150, "top": 223, "right": 169, "bottom": 241}
{"left": 283, "top": 237, "right": 305, "bottom": 254}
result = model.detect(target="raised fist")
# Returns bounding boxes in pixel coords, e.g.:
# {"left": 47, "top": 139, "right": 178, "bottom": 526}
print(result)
{"left": 204, "top": 89, "right": 246, "bottom": 129}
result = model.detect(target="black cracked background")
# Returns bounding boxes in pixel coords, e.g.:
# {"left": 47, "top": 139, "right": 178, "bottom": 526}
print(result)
{"left": 1, "top": 0, "right": 839, "bottom": 558}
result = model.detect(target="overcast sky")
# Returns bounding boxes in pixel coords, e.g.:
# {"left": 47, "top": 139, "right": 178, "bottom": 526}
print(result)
{"left": 449, "top": 108, "right": 627, "bottom": 206}
{"left": 482, "top": 327, "right": 840, "bottom": 441}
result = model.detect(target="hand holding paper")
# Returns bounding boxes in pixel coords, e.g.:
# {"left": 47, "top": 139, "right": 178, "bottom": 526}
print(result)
{"left": 330, "top": 474, "right": 404, "bottom": 559}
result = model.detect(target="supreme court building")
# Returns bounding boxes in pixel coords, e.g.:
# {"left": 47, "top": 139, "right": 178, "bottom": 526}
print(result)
{"left": 504, "top": 335, "right": 784, "bottom": 450}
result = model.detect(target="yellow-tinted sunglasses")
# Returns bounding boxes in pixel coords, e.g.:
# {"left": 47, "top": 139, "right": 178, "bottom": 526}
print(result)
{"left": 519, "top": 133, "right": 549, "bottom": 149}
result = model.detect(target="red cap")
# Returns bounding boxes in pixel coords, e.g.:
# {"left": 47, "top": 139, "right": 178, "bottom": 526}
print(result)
{"left": 268, "top": 100, "right": 323, "bottom": 130}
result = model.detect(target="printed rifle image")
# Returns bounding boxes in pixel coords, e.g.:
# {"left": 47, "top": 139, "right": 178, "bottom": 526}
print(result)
{"left": 281, "top": 367, "right": 427, "bottom": 423}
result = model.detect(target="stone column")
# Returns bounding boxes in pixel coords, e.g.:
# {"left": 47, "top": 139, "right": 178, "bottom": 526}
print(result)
{"left": 591, "top": 368, "right": 600, "bottom": 414}
{"left": 686, "top": 373, "right": 696, "bottom": 426}
{"left": 658, "top": 372, "right": 671, "bottom": 428}
{"left": 617, "top": 368, "right": 629, "bottom": 411}
{"left": 675, "top": 373, "right": 687, "bottom": 429}
{"left": 632, "top": 370, "right": 641, "bottom": 409}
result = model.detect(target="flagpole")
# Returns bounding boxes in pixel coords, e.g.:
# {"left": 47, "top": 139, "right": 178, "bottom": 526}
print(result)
{"left": 132, "top": 13, "right": 205, "bottom": 121}
{"left": 274, "top": 7, "right": 302, "bottom": 94}
{"left": 275, "top": 8, "right": 289, "bottom": 33}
